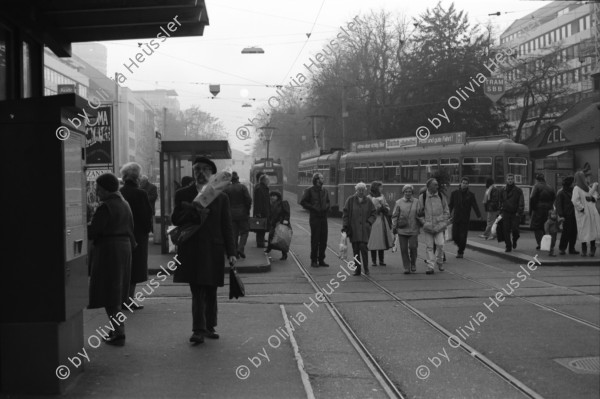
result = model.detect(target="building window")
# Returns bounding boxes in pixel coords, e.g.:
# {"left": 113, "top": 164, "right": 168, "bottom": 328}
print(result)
{"left": 571, "top": 20, "right": 580, "bottom": 35}
{"left": 22, "top": 41, "right": 32, "bottom": 98}
{"left": 129, "top": 102, "right": 134, "bottom": 114}
{"left": 129, "top": 137, "right": 135, "bottom": 149}
{"left": 129, "top": 119, "right": 134, "bottom": 131}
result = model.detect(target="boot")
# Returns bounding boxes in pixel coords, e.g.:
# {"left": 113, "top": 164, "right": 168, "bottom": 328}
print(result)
{"left": 581, "top": 243, "right": 587, "bottom": 257}
{"left": 590, "top": 242, "right": 596, "bottom": 257}
{"left": 549, "top": 248, "right": 556, "bottom": 257}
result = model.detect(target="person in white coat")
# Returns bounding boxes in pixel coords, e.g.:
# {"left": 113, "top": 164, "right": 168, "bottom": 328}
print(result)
{"left": 571, "top": 171, "right": 600, "bottom": 257}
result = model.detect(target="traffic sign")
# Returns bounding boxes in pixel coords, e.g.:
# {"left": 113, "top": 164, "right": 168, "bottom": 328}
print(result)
{"left": 484, "top": 77, "right": 505, "bottom": 103}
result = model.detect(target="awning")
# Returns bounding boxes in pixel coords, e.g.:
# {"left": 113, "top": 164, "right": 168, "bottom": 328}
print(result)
{"left": 0, "top": 0, "right": 209, "bottom": 57}
{"left": 546, "top": 150, "right": 570, "bottom": 157}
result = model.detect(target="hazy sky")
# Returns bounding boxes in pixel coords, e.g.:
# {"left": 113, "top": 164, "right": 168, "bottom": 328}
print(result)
{"left": 100, "top": 0, "right": 552, "bottom": 153}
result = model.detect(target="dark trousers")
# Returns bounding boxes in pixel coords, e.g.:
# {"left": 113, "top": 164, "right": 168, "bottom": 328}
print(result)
{"left": 232, "top": 219, "right": 250, "bottom": 254}
{"left": 371, "top": 250, "right": 384, "bottom": 264}
{"left": 309, "top": 215, "right": 328, "bottom": 262}
{"left": 452, "top": 221, "right": 469, "bottom": 254}
{"left": 189, "top": 284, "right": 218, "bottom": 333}
{"left": 559, "top": 215, "right": 577, "bottom": 252}
{"left": 502, "top": 213, "right": 520, "bottom": 249}
{"left": 398, "top": 234, "right": 418, "bottom": 271}
{"left": 351, "top": 241, "right": 369, "bottom": 274}
{"left": 549, "top": 233, "right": 557, "bottom": 250}
{"left": 255, "top": 231, "right": 266, "bottom": 248}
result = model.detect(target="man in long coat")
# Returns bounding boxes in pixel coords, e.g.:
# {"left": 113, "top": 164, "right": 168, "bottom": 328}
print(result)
{"left": 529, "top": 174, "right": 556, "bottom": 249}
{"left": 498, "top": 173, "right": 524, "bottom": 252}
{"left": 449, "top": 177, "right": 482, "bottom": 258}
{"left": 253, "top": 174, "right": 270, "bottom": 248}
{"left": 223, "top": 171, "right": 252, "bottom": 258}
{"left": 172, "top": 157, "right": 237, "bottom": 344}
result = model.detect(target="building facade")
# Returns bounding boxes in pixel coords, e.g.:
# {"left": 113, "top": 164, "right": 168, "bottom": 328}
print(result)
{"left": 500, "top": 1, "right": 597, "bottom": 141}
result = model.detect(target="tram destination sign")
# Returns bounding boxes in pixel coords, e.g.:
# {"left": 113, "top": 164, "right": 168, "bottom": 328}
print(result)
{"left": 417, "top": 131, "right": 466, "bottom": 147}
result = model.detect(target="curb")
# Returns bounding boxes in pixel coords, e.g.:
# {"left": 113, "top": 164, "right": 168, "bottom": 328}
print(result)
{"left": 466, "top": 242, "right": 600, "bottom": 266}
{"left": 149, "top": 253, "right": 272, "bottom": 274}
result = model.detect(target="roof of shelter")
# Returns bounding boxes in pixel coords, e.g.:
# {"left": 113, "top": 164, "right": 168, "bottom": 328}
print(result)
{"left": 0, "top": 0, "right": 209, "bottom": 57}
{"left": 161, "top": 140, "right": 232, "bottom": 161}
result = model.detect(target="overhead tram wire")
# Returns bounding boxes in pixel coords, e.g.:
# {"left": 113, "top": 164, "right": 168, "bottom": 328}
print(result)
{"left": 279, "top": 0, "right": 327, "bottom": 86}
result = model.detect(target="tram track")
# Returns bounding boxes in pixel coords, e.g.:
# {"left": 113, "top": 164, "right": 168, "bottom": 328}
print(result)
{"left": 294, "top": 216, "right": 600, "bottom": 329}
{"left": 289, "top": 222, "right": 545, "bottom": 399}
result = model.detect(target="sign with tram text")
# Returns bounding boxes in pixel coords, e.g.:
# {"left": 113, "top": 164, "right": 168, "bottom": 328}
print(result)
{"left": 484, "top": 77, "right": 505, "bottom": 103}
{"left": 352, "top": 139, "right": 386, "bottom": 152}
{"left": 418, "top": 131, "right": 466, "bottom": 147}
{"left": 386, "top": 137, "right": 417, "bottom": 149}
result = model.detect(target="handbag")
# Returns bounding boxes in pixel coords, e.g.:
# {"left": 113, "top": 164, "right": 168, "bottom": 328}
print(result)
{"left": 249, "top": 217, "right": 268, "bottom": 232}
{"left": 270, "top": 223, "right": 293, "bottom": 252}
{"left": 168, "top": 223, "right": 202, "bottom": 245}
{"left": 339, "top": 232, "right": 348, "bottom": 260}
{"left": 445, "top": 223, "right": 453, "bottom": 241}
{"left": 229, "top": 266, "right": 245, "bottom": 299}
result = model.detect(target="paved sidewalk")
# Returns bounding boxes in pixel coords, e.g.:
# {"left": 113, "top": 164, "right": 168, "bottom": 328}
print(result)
{"left": 464, "top": 229, "right": 600, "bottom": 266}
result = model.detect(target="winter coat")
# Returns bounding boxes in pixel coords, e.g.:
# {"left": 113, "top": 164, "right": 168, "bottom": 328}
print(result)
{"left": 449, "top": 188, "right": 481, "bottom": 222}
{"left": 224, "top": 181, "right": 252, "bottom": 221}
{"left": 555, "top": 187, "right": 575, "bottom": 218}
{"left": 391, "top": 197, "right": 420, "bottom": 236}
{"left": 269, "top": 200, "right": 290, "bottom": 231}
{"left": 417, "top": 190, "right": 450, "bottom": 234}
{"left": 529, "top": 182, "right": 556, "bottom": 230}
{"left": 572, "top": 186, "right": 600, "bottom": 242}
{"left": 300, "top": 185, "right": 330, "bottom": 217}
{"left": 140, "top": 180, "right": 158, "bottom": 210}
{"left": 342, "top": 195, "right": 376, "bottom": 243}
{"left": 120, "top": 181, "right": 153, "bottom": 283}
{"left": 499, "top": 184, "right": 524, "bottom": 216}
{"left": 484, "top": 186, "right": 500, "bottom": 212}
{"left": 253, "top": 182, "right": 270, "bottom": 218}
{"left": 544, "top": 218, "right": 562, "bottom": 235}
{"left": 87, "top": 192, "right": 136, "bottom": 309}
{"left": 171, "top": 185, "right": 236, "bottom": 286}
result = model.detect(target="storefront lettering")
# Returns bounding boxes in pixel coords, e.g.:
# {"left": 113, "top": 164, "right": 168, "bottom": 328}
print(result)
{"left": 546, "top": 127, "right": 566, "bottom": 144}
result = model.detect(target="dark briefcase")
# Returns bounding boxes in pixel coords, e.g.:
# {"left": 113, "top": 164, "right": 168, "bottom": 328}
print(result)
{"left": 248, "top": 217, "right": 268, "bottom": 232}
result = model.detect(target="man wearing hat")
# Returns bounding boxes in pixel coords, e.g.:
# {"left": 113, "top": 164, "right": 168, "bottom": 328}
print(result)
{"left": 171, "top": 157, "right": 237, "bottom": 344}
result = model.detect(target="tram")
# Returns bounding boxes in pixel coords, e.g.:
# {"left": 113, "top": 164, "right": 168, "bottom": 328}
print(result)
{"left": 249, "top": 157, "right": 284, "bottom": 197}
{"left": 297, "top": 134, "right": 533, "bottom": 221}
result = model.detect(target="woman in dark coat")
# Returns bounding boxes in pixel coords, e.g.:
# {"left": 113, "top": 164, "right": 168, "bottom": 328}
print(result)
{"left": 88, "top": 173, "right": 136, "bottom": 346}
{"left": 342, "top": 182, "right": 377, "bottom": 276}
{"left": 120, "top": 162, "right": 153, "bottom": 309}
{"left": 555, "top": 176, "right": 578, "bottom": 255}
{"left": 529, "top": 174, "right": 556, "bottom": 249}
{"left": 265, "top": 190, "right": 291, "bottom": 260}
{"left": 252, "top": 174, "right": 271, "bottom": 248}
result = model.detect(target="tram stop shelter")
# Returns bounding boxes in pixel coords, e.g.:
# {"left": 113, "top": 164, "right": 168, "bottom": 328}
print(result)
{"left": 158, "top": 140, "right": 232, "bottom": 254}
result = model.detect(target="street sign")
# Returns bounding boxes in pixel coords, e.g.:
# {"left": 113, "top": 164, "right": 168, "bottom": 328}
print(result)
{"left": 484, "top": 77, "right": 505, "bottom": 103}
{"left": 209, "top": 84, "right": 220, "bottom": 96}
{"left": 57, "top": 84, "right": 76, "bottom": 94}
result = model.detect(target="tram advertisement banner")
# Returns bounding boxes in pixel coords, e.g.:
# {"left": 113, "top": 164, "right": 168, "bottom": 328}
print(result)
{"left": 418, "top": 131, "right": 466, "bottom": 146}
{"left": 85, "top": 105, "right": 113, "bottom": 166}
{"left": 352, "top": 139, "right": 386, "bottom": 152}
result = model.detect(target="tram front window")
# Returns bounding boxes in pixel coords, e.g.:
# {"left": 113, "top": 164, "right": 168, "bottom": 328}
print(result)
{"left": 508, "top": 157, "right": 528, "bottom": 184}
{"left": 461, "top": 157, "right": 492, "bottom": 184}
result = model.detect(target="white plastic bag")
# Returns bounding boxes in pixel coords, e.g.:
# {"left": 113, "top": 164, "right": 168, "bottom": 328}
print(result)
{"left": 445, "top": 223, "right": 453, "bottom": 242}
{"left": 339, "top": 232, "right": 348, "bottom": 260}
{"left": 540, "top": 234, "right": 552, "bottom": 251}
{"left": 490, "top": 215, "right": 502, "bottom": 237}
{"left": 391, "top": 235, "right": 400, "bottom": 253}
